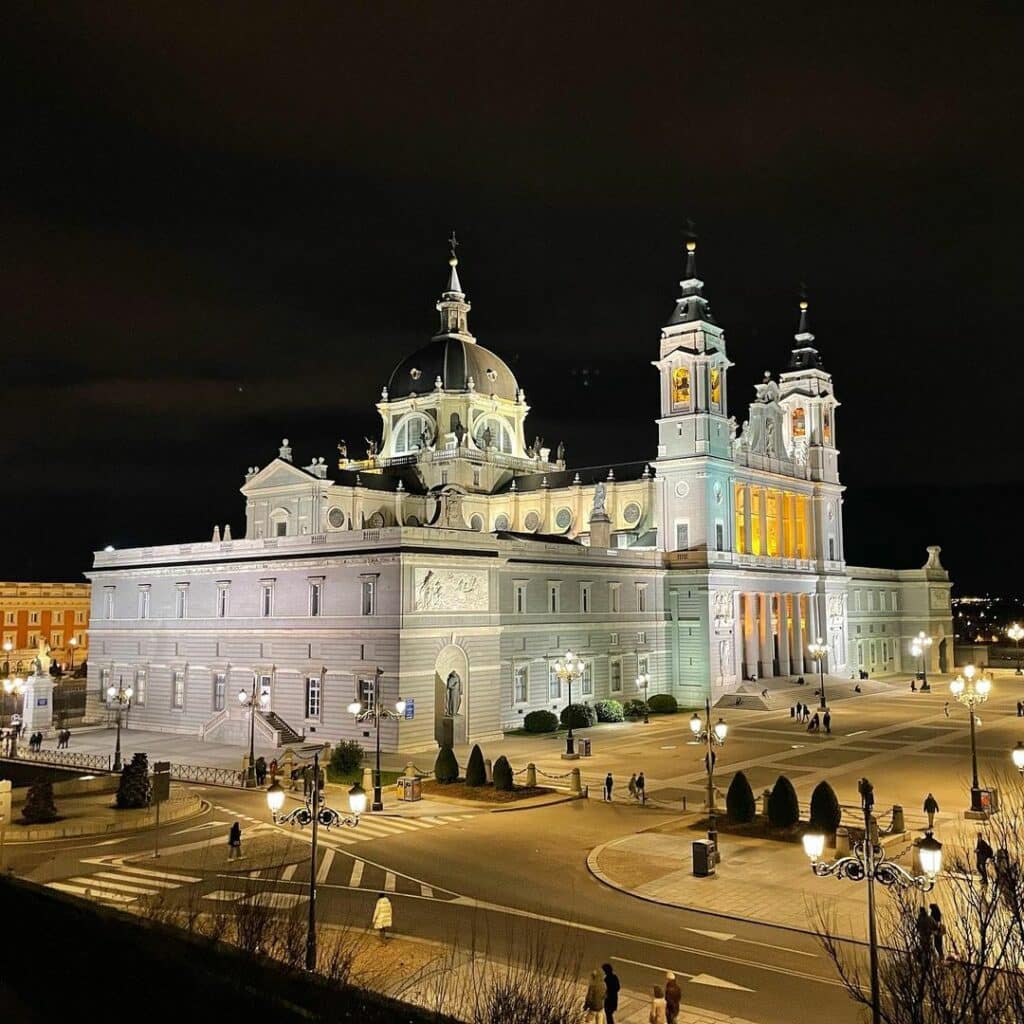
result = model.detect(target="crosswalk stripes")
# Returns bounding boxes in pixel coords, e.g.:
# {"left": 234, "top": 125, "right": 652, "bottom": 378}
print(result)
{"left": 304, "top": 811, "right": 478, "bottom": 849}
{"left": 316, "top": 847, "right": 335, "bottom": 884}
{"left": 46, "top": 865, "right": 203, "bottom": 906}
{"left": 349, "top": 859, "right": 364, "bottom": 887}
{"left": 384, "top": 871, "right": 396, "bottom": 892}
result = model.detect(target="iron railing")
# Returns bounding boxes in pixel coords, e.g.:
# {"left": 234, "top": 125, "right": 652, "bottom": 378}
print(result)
{"left": 169, "top": 762, "right": 246, "bottom": 787}
{"left": 13, "top": 747, "right": 113, "bottom": 772}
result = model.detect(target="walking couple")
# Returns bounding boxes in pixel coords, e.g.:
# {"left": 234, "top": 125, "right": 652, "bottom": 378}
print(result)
{"left": 627, "top": 771, "right": 647, "bottom": 805}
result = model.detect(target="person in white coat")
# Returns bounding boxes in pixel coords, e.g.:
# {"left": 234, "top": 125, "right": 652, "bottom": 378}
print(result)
{"left": 372, "top": 892, "right": 393, "bottom": 942}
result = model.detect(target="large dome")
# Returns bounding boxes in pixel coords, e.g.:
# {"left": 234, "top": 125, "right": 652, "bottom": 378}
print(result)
{"left": 388, "top": 337, "right": 519, "bottom": 402}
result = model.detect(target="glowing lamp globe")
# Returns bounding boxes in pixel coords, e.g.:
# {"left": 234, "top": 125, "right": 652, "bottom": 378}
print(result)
{"left": 347, "top": 701, "right": 362, "bottom": 715}
{"left": 237, "top": 689, "right": 249, "bottom": 705}
{"left": 689, "top": 713, "right": 702, "bottom": 736}
{"left": 266, "top": 780, "right": 286, "bottom": 814}
{"left": 1012, "top": 742, "right": 1024, "bottom": 772}
{"left": 107, "top": 685, "right": 117, "bottom": 699}
{"left": 918, "top": 831, "right": 943, "bottom": 878}
{"left": 124, "top": 687, "right": 133, "bottom": 700}
{"left": 714, "top": 718, "right": 728, "bottom": 743}
{"left": 803, "top": 832, "right": 826, "bottom": 862}
{"left": 348, "top": 782, "right": 367, "bottom": 816}
{"left": 949, "top": 677, "right": 964, "bottom": 697}
{"left": 977, "top": 677, "right": 992, "bottom": 696}
{"left": 964, "top": 664, "right": 977, "bottom": 680}
{"left": 395, "top": 699, "right": 407, "bottom": 715}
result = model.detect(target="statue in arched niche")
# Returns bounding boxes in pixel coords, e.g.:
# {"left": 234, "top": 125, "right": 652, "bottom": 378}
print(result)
{"left": 443, "top": 671, "right": 462, "bottom": 717}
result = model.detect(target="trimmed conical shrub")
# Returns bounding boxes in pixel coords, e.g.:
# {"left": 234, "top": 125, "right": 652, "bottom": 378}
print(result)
{"left": 433, "top": 745, "right": 459, "bottom": 784}
{"left": 725, "top": 771, "right": 756, "bottom": 824}
{"left": 492, "top": 755, "right": 513, "bottom": 791}
{"left": 116, "top": 752, "right": 152, "bottom": 809}
{"left": 809, "top": 780, "right": 842, "bottom": 833}
{"left": 22, "top": 779, "right": 58, "bottom": 823}
{"left": 767, "top": 774, "right": 800, "bottom": 828}
{"left": 465, "top": 744, "right": 486, "bottom": 787}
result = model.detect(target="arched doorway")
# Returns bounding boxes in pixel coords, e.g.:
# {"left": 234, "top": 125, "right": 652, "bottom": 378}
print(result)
{"left": 433, "top": 643, "right": 469, "bottom": 745}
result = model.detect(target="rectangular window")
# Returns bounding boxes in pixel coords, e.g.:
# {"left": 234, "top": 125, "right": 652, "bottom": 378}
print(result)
{"left": 548, "top": 665, "right": 561, "bottom": 700}
{"left": 212, "top": 672, "right": 226, "bottom": 711}
{"left": 636, "top": 584, "right": 648, "bottom": 613}
{"left": 867, "top": 590, "right": 876, "bottom": 611}
{"left": 440, "top": 470, "right": 449, "bottom": 485}
{"left": 172, "top": 670, "right": 185, "bottom": 709}
{"left": 580, "top": 584, "right": 592, "bottom": 614}
{"left": 260, "top": 583, "right": 274, "bottom": 617}
{"left": 581, "top": 661, "right": 593, "bottom": 696}
{"left": 548, "top": 583, "right": 560, "bottom": 614}
{"left": 275, "top": 521, "right": 287, "bottom": 537}
{"left": 610, "top": 658, "right": 622, "bottom": 692}
{"left": 513, "top": 664, "right": 528, "bottom": 703}
{"left": 216, "top": 584, "right": 230, "bottom": 618}
{"left": 360, "top": 579, "right": 376, "bottom": 616}
{"left": 51, "top": 632, "right": 64, "bottom": 648}
{"left": 828, "top": 536, "right": 836, "bottom": 561}
{"left": 137, "top": 587, "right": 151, "bottom": 620}
{"left": 609, "top": 632, "right": 619, "bottom": 646}
{"left": 4, "top": 611, "right": 14, "bottom": 625}
{"left": 715, "top": 522, "right": 725, "bottom": 551}
{"left": 305, "top": 676, "right": 321, "bottom": 719}
{"left": 29, "top": 612, "right": 39, "bottom": 625}
{"left": 892, "top": 591, "right": 899, "bottom": 612}
{"left": 103, "top": 588, "right": 115, "bottom": 618}
{"left": 309, "top": 580, "right": 323, "bottom": 617}
{"left": 76, "top": 610, "right": 86, "bottom": 624}
{"left": 176, "top": 584, "right": 189, "bottom": 619}
{"left": 134, "top": 667, "right": 147, "bottom": 705}
{"left": 637, "top": 631, "right": 647, "bottom": 645}
{"left": 609, "top": 583, "right": 621, "bottom": 614}
{"left": 675, "top": 522, "right": 689, "bottom": 550}
{"left": 99, "top": 668, "right": 110, "bottom": 698}
{"left": 514, "top": 581, "right": 527, "bottom": 614}
{"left": 638, "top": 653, "right": 650, "bottom": 678}
{"left": 53, "top": 611, "right": 64, "bottom": 625}
{"left": 28, "top": 633, "right": 37, "bottom": 649}
{"left": 473, "top": 470, "right": 481, "bottom": 487}
{"left": 359, "top": 676, "right": 376, "bottom": 710}
{"left": 258, "top": 674, "right": 272, "bottom": 708}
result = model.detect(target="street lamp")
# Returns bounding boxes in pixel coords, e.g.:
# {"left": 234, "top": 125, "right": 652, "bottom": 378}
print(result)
{"left": 553, "top": 650, "right": 585, "bottom": 758}
{"left": 106, "top": 679, "right": 133, "bottom": 772}
{"left": 237, "top": 679, "right": 259, "bottom": 787}
{"left": 267, "top": 747, "right": 365, "bottom": 971}
{"left": 636, "top": 670, "right": 651, "bottom": 723}
{"left": 2, "top": 677, "right": 25, "bottom": 753}
{"left": 910, "top": 631, "right": 933, "bottom": 690}
{"left": 2, "top": 639, "right": 12, "bottom": 677}
{"left": 689, "top": 698, "right": 728, "bottom": 815}
{"left": 348, "top": 667, "right": 406, "bottom": 811}
{"left": 68, "top": 636, "right": 78, "bottom": 672}
{"left": 807, "top": 638, "right": 829, "bottom": 710}
{"left": 1012, "top": 741, "right": 1024, "bottom": 776}
{"left": 1008, "top": 623, "right": 1024, "bottom": 676}
{"left": 950, "top": 664, "right": 992, "bottom": 814}
{"left": 803, "top": 777, "right": 942, "bottom": 1024}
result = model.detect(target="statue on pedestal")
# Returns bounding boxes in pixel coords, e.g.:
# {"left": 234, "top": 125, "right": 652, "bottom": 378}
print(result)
{"left": 31, "top": 640, "right": 52, "bottom": 677}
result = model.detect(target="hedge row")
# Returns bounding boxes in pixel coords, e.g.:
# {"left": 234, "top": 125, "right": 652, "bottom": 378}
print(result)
{"left": 724, "top": 772, "right": 842, "bottom": 832}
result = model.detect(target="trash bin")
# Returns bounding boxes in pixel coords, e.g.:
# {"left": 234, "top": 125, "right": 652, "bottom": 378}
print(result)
{"left": 395, "top": 777, "right": 422, "bottom": 802}
{"left": 579, "top": 738, "right": 592, "bottom": 757}
{"left": 692, "top": 839, "right": 716, "bottom": 877}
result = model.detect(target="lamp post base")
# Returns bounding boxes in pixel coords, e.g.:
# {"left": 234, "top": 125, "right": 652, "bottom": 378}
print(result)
{"left": 819, "top": 696, "right": 828, "bottom": 710}
{"left": 965, "top": 787, "right": 989, "bottom": 819}
{"left": 562, "top": 735, "right": 579, "bottom": 760}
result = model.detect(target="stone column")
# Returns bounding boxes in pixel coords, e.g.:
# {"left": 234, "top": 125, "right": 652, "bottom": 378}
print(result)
{"left": 758, "top": 487, "right": 769, "bottom": 558}
{"left": 808, "top": 593, "right": 821, "bottom": 645}
{"left": 758, "top": 593, "right": 774, "bottom": 678}
{"left": 742, "top": 484, "right": 752, "bottom": 554}
{"left": 777, "top": 594, "right": 791, "bottom": 676}
{"left": 743, "top": 593, "right": 759, "bottom": 680}
{"left": 792, "top": 595, "right": 805, "bottom": 675}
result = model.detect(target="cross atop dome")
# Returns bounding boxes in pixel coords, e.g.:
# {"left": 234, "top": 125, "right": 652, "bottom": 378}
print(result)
{"left": 443, "top": 230, "right": 465, "bottom": 299}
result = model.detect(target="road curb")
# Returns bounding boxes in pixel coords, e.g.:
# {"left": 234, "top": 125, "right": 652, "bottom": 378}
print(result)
{"left": 489, "top": 790, "right": 584, "bottom": 813}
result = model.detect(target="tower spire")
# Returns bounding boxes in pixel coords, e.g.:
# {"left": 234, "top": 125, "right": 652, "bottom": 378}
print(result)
{"left": 435, "top": 232, "right": 473, "bottom": 340}
{"left": 684, "top": 219, "right": 698, "bottom": 280}
{"left": 444, "top": 230, "right": 464, "bottom": 298}
{"left": 665, "top": 220, "right": 716, "bottom": 326}
{"left": 788, "top": 283, "right": 823, "bottom": 370}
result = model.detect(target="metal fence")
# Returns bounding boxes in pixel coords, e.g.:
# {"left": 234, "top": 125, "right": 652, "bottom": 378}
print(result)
{"left": 169, "top": 763, "right": 246, "bottom": 788}
{"left": 13, "top": 747, "right": 113, "bottom": 772}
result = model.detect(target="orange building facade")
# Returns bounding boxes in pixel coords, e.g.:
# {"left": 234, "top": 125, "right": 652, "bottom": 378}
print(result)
{"left": 0, "top": 582, "right": 90, "bottom": 674}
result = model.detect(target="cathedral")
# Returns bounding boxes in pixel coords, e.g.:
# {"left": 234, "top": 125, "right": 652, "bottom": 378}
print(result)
{"left": 85, "top": 239, "right": 954, "bottom": 752}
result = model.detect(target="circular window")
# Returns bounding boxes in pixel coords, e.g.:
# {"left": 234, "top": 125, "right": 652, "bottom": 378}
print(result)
{"left": 405, "top": 514, "right": 421, "bottom": 527}
{"left": 524, "top": 510, "right": 541, "bottom": 531}
{"left": 674, "top": 480, "right": 690, "bottom": 498}
{"left": 555, "top": 507, "right": 573, "bottom": 530}
{"left": 366, "top": 511, "right": 385, "bottom": 529}
{"left": 470, "top": 514, "right": 484, "bottom": 532}
{"left": 494, "top": 513, "right": 510, "bottom": 531}
{"left": 327, "top": 507, "right": 345, "bottom": 529}
{"left": 623, "top": 502, "right": 642, "bottom": 525}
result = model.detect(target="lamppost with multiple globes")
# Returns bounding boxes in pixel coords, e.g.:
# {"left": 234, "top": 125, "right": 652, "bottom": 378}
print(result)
{"left": 950, "top": 664, "right": 992, "bottom": 814}
{"left": 1009, "top": 623, "right": 1024, "bottom": 676}
{"left": 68, "top": 636, "right": 78, "bottom": 672}
{"left": 689, "top": 698, "right": 728, "bottom": 814}
{"left": 553, "top": 650, "right": 585, "bottom": 758}
{"left": 803, "top": 777, "right": 942, "bottom": 1024}
{"left": 636, "top": 670, "right": 651, "bottom": 723}
{"left": 2, "top": 677, "right": 25, "bottom": 749}
{"left": 237, "top": 679, "right": 259, "bottom": 787}
{"left": 348, "top": 667, "right": 406, "bottom": 811}
{"left": 807, "top": 638, "right": 829, "bottom": 710}
{"left": 911, "top": 631, "right": 933, "bottom": 690}
{"left": 266, "top": 749, "right": 366, "bottom": 972}
{"left": 106, "top": 679, "right": 133, "bottom": 772}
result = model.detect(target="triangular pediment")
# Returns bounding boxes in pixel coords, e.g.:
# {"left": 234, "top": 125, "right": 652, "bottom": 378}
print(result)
{"left": 241, "top": 459, "right": 322, "bottom": 495}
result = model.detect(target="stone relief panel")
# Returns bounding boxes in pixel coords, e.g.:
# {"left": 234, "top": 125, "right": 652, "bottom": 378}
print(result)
{"left": 413, "top": 568, "right": 489, "bottom": 612}
{"left": 712, "top": 589, "right": 735, "bottom": 626}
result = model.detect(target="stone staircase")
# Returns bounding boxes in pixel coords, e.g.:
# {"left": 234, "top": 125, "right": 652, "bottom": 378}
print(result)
{"left": 259, "top": 710, "right": 303, "bottom": 746}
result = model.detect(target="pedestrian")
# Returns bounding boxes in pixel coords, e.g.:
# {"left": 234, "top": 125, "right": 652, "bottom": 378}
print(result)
{"left": 803, "top": 704, "right": 810, "bottom": 723}
{"left": 648, "top": 984, "right": 668, "bottom": 1024}
{"left": 915, "top": 906, "right": 934, "bottom": 962}
{"left": 636, "top": 771, "right": 646, "bottom": 806}
{"left": 602, "top": 963, "right": 620, "bottom": 1024}
{"left": 854, "top": 684, "right": 862, "bottom": 694}
{"left": 268, "top": 757, "right": 278, "bottom": 781}
{"left": 628, "top": 773, "right": 638, "bottom": 802}
{"left": 929, "top": 903, "right": 945, "bottom": 958}
{"left": 760, "top": 688, "right": 769, "bottom": 700}
{"left": 372, "top": 892, "right": 393, "bottom": 941}
{"left": 911, "top": 679, "right": 916, "bottom": 692}
{"left": 583, "top": 968, "right": 606, "bottom": 1024}
{"left": 227, "top": 821, "right": 242, "bottom": 861}
{"left": 790, "top": 705, "right": 796, "bottom": 719}
{"left": 604, "top": 772, "right": 614, "bottom": 802}
{"left": 823, "top": 711, "right": 831, "bottom": 734}
{"left": 797, "top": 675, "right": 805, "bottom": 686}
{"left": 923, "top": 793, "right": 939, "bottom": 830}
{"left": 1018, "top": 701, "right": 1023, "bottom": 718}
{"left": 255, "top": 756, "right": 267, "bottom": 786}
{"left": 664, "top": 971, "right": 682, "bottom": 1024}
{"left": 302, "top": 764, "right": 312, "bottom": 798}
{"left": 943, "top": 702, "right": 950, "bottom": 718}
{"left": 976, "top": 834, "right": 994, "bottom": 887}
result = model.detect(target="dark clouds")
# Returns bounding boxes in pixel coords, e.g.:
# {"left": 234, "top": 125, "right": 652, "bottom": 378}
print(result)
{"left": 1, "top": 3, "right": 1020, "bottom": 591}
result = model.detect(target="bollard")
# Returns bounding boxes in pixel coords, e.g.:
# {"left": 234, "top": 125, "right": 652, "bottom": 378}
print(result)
{"left": 404, "top": 761, "right": 417, "bottom": 778}
{"left": 761, "top": 789, "right": 771, "bottom": 818}
{"left": 890, "top": 804, "right": 906, "bottom": 834}
{"left": 570, "top": 768, "right": 582, "bottom": 795}
{"left": 362, "top": 766, "right": 374, "bottom": 793}
{"left": 525, "top": 762, "right": 537, "bottom": 787}
{"left": 484, "top": 758, "right": 493, "bottom": 783}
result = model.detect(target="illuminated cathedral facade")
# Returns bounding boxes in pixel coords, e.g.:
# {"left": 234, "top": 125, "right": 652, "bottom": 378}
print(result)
{"left": 86, "top": 241, "right": 953, "bottom": 752}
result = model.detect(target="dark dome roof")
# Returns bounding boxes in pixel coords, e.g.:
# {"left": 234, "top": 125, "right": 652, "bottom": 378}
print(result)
{"left": 388, "top": 337, "right": 518, "bottom": 401}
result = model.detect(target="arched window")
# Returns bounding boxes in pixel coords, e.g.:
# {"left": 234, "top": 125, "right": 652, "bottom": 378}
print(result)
{"left": 671, "top": 366, "right": 691, "bottom": 408}
{"left": 472, "top": 417, "right": 514, "bottom": 454}
{"left": 392, "top": 415, "right": 429, "bottom": 455}
{"left": 791, "top": 408, "right": 806, "bottom": 438}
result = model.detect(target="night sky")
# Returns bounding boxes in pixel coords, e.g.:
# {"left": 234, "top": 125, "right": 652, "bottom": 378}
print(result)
{"left": 2, "top": 5, "right": 1019, "bottom": 593}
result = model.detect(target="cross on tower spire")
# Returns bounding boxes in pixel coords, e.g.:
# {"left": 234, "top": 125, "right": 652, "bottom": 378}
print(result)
{"left": 443, "top": 230, "right": 464, "bottom": 297}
